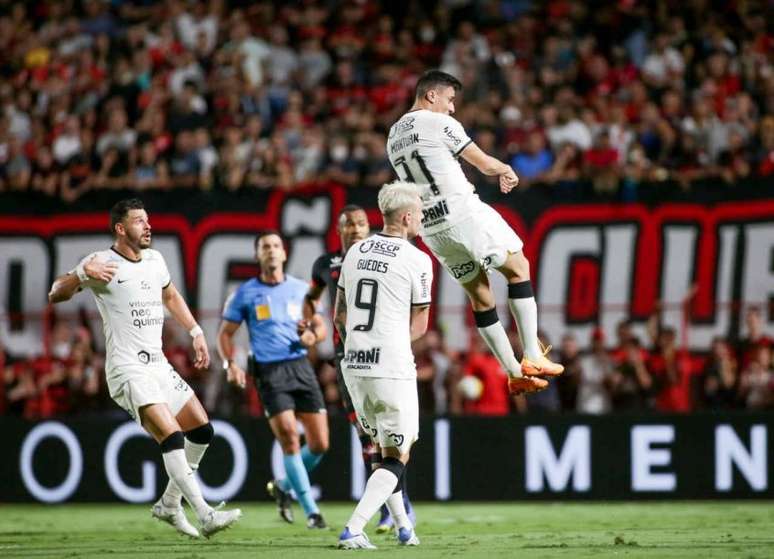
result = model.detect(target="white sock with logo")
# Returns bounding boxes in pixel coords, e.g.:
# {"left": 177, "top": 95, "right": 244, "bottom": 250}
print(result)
{"left": 162, "top": 449, "right": 212, "bottom": 522}
{"left": 161, "top": 440, "right": 209, "bottom": 507}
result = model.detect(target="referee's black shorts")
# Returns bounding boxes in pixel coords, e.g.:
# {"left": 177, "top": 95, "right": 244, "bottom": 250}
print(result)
{"left": 248, "top": 356, "right": 326, "bottom": 418}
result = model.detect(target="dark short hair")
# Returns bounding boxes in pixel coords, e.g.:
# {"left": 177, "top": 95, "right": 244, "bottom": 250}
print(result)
{"left": 109, "top": 198, "right": 145, "bottom": 236}
{"left": 415, "top": 70, "right": 462, "bottom": 100}
{"left": 339, "top": 204, "right": 365, "bottom": 217}
{"left": 254, "top": 229, "right": 283, "bottom": 250}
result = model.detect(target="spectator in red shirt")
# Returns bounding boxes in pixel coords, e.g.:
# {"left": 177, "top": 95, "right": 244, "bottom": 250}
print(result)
{"left": 649, "top": 327, "right": 696, "bottom": 412}
{"left": 584, "top": 129, "right": 620, "bottom": 195}
{"left": 456, "top": 335, "right": 511, "bottom": 416}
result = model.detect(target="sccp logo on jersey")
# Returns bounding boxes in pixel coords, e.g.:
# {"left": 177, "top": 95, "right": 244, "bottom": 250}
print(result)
{"left": 358, "top": 239, "right": 401, "bottom": 257}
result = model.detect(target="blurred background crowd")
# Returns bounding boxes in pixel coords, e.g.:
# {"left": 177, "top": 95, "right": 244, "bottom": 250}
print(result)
{"left": 0, "top": 0, "right": 772, "bottom": 202}
{"left": 1, "top": 305, "right": 771, "bottom": 418}
{"left": 0, "top": 0, "right": 772, "bottom": 418}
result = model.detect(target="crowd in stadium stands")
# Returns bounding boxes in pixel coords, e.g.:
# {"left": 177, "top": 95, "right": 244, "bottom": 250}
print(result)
{"left": 2, "top": 306, "right": 772, "bottom": 417}
{"left": 0, "top": 0, "right": 772, "bottom": 201}
{"left": 0, "top": 0, "right": 772, "bottom": 417}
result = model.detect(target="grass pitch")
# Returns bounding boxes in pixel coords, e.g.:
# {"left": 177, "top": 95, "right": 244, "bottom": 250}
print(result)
{"left": 1, "top": 502, "right": 772, "bottom": 558}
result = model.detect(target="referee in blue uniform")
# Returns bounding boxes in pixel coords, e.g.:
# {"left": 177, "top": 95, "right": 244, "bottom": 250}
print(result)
{"left": 217, "top": 230, "right": 328, "bottom": 529}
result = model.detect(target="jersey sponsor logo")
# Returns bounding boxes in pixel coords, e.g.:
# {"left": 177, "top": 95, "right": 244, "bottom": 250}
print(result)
{"left": 117, "top": 278, "right": 130, "bottom": 284}
{"left": 137, "top": 350, "right": 164, "bottom": 365}
{"left": 130, "top": 301, "right": 164, "bottom": 328}
{"left": 389, "top": 133, "right": 420, "bottom": 154}
{"left": 419, "top": 272, "right": 430, "bottom": 298}
{"left": 443, "top": 126, "right": 462, "bottom": 146}
{"left": 356, "top": 258, "right": 389, "bottom": 273}
{"left": 450, "top": 261, "right": 476, "bottom": 280}
{"left": 358, "top": 239, "right": 401, "bottom": 257}
{"left": 388, "top": 116, "right": 415, "bottom": 138}
{"left": 344, "top": 347, "right": 381, "bottom": 368}
{"left": 421, "top": 198, "right": 450, "bottom": 225}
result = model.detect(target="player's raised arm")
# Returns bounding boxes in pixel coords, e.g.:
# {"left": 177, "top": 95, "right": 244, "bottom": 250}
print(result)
{"left": 48, "top": 255, "right": 118, "bottom": 303}
{"left": 459, "top": 142, "right": 520, "bottom": 193}
{"left": 333, "top": 287, "right": 347, "bottom": 343}
{"left": 162, "top": 282, "right": 209, "bottom": 369}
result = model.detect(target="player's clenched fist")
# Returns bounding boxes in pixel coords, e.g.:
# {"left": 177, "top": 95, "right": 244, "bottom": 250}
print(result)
{"left": 499, "top": 166, "right": 519, "bottom": 194}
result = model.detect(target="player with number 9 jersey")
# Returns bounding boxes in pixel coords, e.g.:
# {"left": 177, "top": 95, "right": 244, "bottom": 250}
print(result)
{"left": 337, "top": 233, "right": 433, "bottom": 380}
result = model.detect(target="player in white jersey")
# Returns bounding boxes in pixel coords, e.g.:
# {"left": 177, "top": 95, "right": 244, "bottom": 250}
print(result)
{"left": 387, "top": 69, "right": 562, "bottom": 396}
{"left": 334, "top": 181, "right": 431, "bottom": 549}
{"left": 48, "top": 198, "right": 241, "bottom": 538}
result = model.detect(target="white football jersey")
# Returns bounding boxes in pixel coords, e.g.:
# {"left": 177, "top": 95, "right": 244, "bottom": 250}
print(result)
{"left": 337, "top": 234, "right": 433, "bottom": 379}
{"left": 387, "top": 109, "right": 479, "bottom": 234}
{"left": 73, "top": 248, "right": 171, "bottom": 376}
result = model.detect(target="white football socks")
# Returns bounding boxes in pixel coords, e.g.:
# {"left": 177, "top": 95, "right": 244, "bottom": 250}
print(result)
{"left": 385, "top": 490, "right": 412, "bottom": 531}
{"left": 477, "top": 322, "right": 522, "bottom": 377}
{"left": 162, "top": 448, "right": 212, "bottom": 521}
{"left": 507, "top": 296, "right": 541, "bottom": 360}
{"left": 161, "top": 440, "right": 209, "bottom": 508}
{"left": 346, "top": 468, "right": 399, "bottom": 534}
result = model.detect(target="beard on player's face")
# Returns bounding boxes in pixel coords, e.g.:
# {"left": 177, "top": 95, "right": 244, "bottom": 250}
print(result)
{"left": 125, "top": 226, "right": 151, "bottom": 249}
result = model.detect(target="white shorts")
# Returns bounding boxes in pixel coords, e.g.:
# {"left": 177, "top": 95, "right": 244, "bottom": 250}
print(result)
{"left": 107, "top": 365, "right": 194, "bottom": 425}
{"left": 343, "top": 375, "right": 419, "bottom": 455}
{"left": 422, "top": 202, "right": 523, "bottom": 285}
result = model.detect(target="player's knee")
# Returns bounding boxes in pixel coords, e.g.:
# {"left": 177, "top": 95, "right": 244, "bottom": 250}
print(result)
{"left": 159, "top": 431, "right": 185, "bottom": 454}
{"left": 281, "top": 438, "right": 300, "bottom": 454}
{"left": 276, "top": 427, "right": 300, "bottom": 453}
{"left": 506, "top": 253, "right": 530, "bottom": 281}
{"left": 185, "top": 422, "right": 214, "bottom": 445}
{"left": 308, "top": 439, "right": 329, "bottom": 454}
{"left": 379, "top": 456, "right": 405, "bottom": 484}
{"left": 508, "top": 280, "right": 534, "bottom": 299}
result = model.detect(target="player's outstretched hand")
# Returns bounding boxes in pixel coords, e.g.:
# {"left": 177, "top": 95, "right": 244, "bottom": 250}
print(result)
{"left": 226, "top": 362, "right": 247, "bottom": 389}
{"left": 499, "top": 166, "right": 520, "bottom": 194}
{"left": 192, "top": 334, "right": 210, "bottom": 369}
{"left": 84, "top": 255, "right": 119, "bottom": 283}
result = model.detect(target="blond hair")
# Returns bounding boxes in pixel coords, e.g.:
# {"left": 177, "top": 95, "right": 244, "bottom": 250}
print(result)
{"left": 377, "top": 181, "right": 421, "bottom": 218}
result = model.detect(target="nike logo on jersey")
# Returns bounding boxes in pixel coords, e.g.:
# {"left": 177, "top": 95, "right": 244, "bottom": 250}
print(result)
{"left": 117, "top": 278, "right": 130, "bottom": 284}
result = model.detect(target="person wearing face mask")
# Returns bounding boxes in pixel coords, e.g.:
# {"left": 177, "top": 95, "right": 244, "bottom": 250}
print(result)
{"left": 325, "top": 137, "right": 359, "bottom": 187}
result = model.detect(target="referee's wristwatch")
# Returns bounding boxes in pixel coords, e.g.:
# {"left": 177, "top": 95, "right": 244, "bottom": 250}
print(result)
{"left": 222, "top": 358, "right": 233, "bottom": 371}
